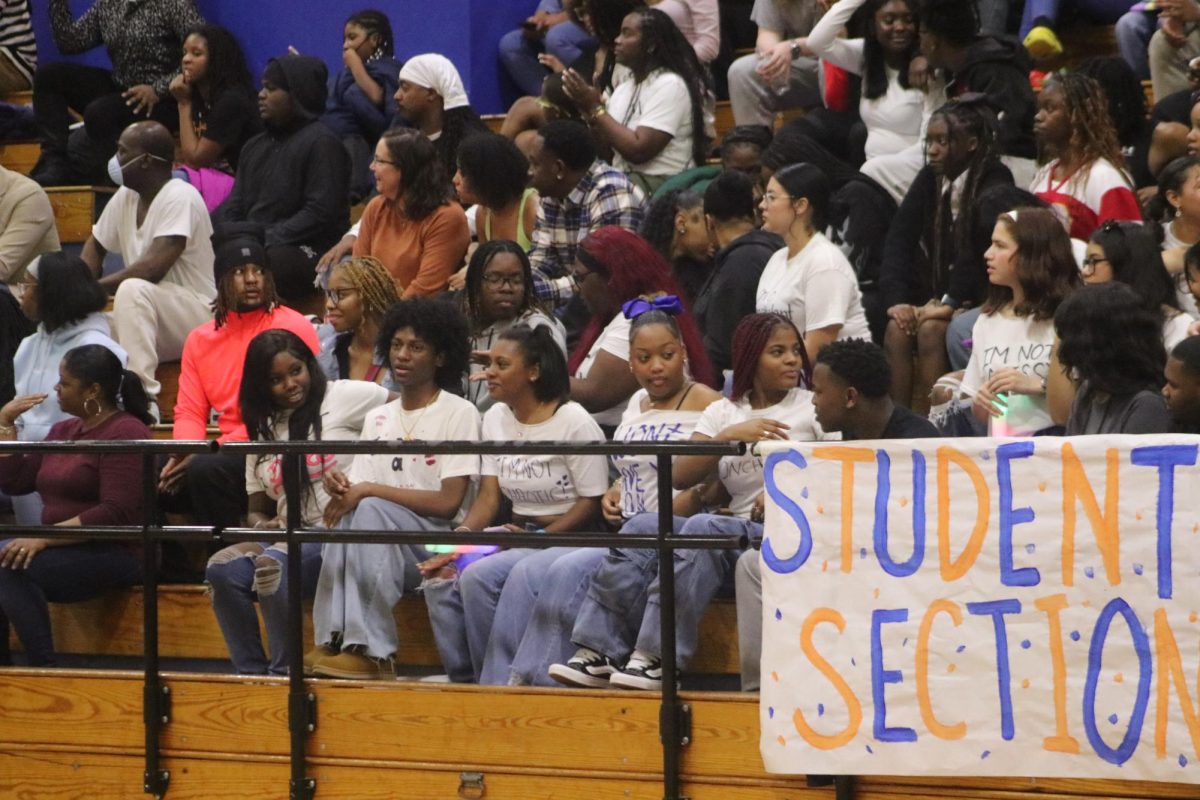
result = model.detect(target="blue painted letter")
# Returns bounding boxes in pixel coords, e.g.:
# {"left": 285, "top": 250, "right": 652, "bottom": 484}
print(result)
{"left": 872, "top": 450, "right": 925, "bottom": 577}
{"left": 1082, "top": 598, "right": 1151, "bottom": 765}
{"left": 762, "top": 450, "right": 812, "bottom": 574}
{"left": 871, "top": 607, "right": 917, "bottom": 742}
{"left": 967, "top": 599, "right": 1022, "bottom": 740}
{"left": 997, "top": 441, "right": 1039, "bottom": 587}
{"left": 1130, "top": 444, "right": 1197, "bottom": 599}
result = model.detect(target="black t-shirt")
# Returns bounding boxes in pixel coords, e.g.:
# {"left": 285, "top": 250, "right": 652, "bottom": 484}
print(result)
{"left": 190, "top": 87, "right": 262, "bottom": 173}
{"left": 879, "top": 406, "right": 940, "bottom": 439}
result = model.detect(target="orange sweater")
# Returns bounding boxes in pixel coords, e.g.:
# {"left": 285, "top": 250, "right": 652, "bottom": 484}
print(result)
{"left": 354, "top": 196, "right": 470, "bottom": 298}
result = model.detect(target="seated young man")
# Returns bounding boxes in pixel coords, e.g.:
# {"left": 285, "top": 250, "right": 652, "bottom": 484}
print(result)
{"left": 212, "top": 54, "right": 350, "bottom": 304}
{"left": 159, "top": 238, "right": 321, "bottom": 529}
{"left": 80, "top": 120, "right": 216, "bottom": 419}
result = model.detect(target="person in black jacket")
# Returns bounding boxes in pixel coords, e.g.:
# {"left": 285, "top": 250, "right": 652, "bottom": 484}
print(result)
{"left": 916, "top": 0, "right": 1037, "bottom": 161}
{"left": 880, "top": 98, "right": 1013, "bottom": 413}
{"left": 692, "top": 171, "right": 784, "bottom": 385}
{"left": 212, "top": 54, "right": 350, "bottom": 304}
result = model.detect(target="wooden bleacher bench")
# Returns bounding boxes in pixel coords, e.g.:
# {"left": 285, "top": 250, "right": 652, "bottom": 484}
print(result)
{"left": 0, "top": 139, "right": 38, "bottom": 174}
{"left": 45, "top": 185, "right": 115, "bottom": 244}
{"left": 481, "top": 113, "right": 505, "bottom": 134}
{"left": 7, "top": 583, "right": 741, "bottom": 674}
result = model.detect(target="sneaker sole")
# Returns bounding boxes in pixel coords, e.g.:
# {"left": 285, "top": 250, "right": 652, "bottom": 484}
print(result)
{"left": 609, "top": 672, "right": 662, "bottom": 691}
{"left": 547, "top": 663, "right": 613, "bottom": 689}
{"left": 312, "top": 664, "right": 385, "bottom": 680}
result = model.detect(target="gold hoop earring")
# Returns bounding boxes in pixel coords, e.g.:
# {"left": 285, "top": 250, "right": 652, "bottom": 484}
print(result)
{"left": 84, "top": 397, "right": 101, "bottom": 418}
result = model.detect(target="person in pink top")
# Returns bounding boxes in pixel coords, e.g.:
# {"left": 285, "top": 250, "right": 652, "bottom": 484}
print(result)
{"left": 158, "top": 236, "right": 320, "bottom": 528}
{"left": 1030, "top": 72, "right": 1141, "bottom": 240}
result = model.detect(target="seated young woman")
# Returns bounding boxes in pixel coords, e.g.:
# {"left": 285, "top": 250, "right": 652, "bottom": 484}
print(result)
{"left": 421, "top": 325, "right": 608, "bottom": 685}
{"left": 305, "top": 298, "right": 480, "bottom": 680}
{"left": 1150, "top": 155, "right": 1200, "bottom": 318}
{"left": 501, "top": 302, "right": 721, "bottom": 687}
{"left": 455, "top": 133, "right": 540, "bottom": 251}
{"left": 0, "top": 345, "right": 154, "bottom": 667}
{"left": 880, "top": 98, "right": 1013, "bottom": 414}
{"left": 205, "top": 330, "right": 392, "bottom": 675}
{"left": 562, "top": 6, "right": 709, "bottom": 195}
{"left": 9, "top": 253, "right": 125, "bottom": 526}
{"left": 1055, "top": 283, "right": 1172, "bottom": 435}
{"left": 462, "top": 241, "right": 566, "bottom": 412}
{"left": 169, "top": 24, "right": 262, "bottom": 212}
{"left": 639, "top": 187, "right": 714, "bottom": 306}
{"left": 963, "top": 208, "right": 1080, "bottom": 436}
{"left": 568, "top": 226, "right": 715, "bottom": 435}
{"left": 550, "top": 312, "right": 834, "bottom": 689}
{"left": 317, "top": 255, "right": 400, "bottom": 386}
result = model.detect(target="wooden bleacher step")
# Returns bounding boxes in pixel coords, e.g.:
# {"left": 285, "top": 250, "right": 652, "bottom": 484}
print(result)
{"left": 1, "top": 668, "right": 1195, "bottom": 799}
{"left": 46, "top": 185, "right": 115, "bottom": 244}
{"left": 0, "top": 139, "right": 38, "bottom": 175}
{"left": 7, "top": 584, "right": 740, "bottom": 674}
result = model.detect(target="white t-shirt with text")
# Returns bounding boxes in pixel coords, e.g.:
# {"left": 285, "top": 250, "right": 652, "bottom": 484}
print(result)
{"left": 612, "top": 389, "right": 709, "bottom": 518}
{"left": 960, "top": 310, "right": 1056, "bottom": 436}
{"left": 756, "top": 234, "right": 871, "bottom": 340}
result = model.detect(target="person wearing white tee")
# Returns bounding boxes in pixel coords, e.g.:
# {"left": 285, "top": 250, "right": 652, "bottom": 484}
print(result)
{"left": 505, "top": 307, "right": 721, "bottom": 687}
{"left": 422, "top": 326, "right": 609, "bottom": 684}
{"left": 205, "top": 330, "right": 392, "bottom": 675}
{"left": 306, "top": 299, "right": 481, "bottom": 680}
{"left": 81, "top": 121, "right": 216, "bottom": 405}
{"left": 568, "top": 226, "right": 717, "bottom": 431}
{"left": 553, "top": 313, "right": 834, "bottom": 690}
{"left": 1152, "top": 155, "right": 1200, "bottom": 318}
{"left": 757, "top": 163, "right": 871, "bottom": 362}
{"left": 562, "top": 7, "right": 708, "bottom": 194}
{"left": 964, "top": 208, "right": 1080, "bottom": 436}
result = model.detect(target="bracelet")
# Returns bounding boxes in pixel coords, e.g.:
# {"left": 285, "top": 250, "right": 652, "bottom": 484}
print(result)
{"left": 0, "top": 422, "right": 15, "bottom": 435}
{"left": 588, "top": 105, "right": 608, "bottom": 123}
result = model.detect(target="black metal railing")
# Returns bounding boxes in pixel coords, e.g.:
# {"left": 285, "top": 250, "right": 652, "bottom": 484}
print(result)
{"left": 0, "top": 437, "right": 767, "bottom": 800}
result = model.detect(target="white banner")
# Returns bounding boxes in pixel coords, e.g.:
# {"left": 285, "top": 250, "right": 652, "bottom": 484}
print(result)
{"left": 758, "top": 436, "right": 1200, "bottom": 782}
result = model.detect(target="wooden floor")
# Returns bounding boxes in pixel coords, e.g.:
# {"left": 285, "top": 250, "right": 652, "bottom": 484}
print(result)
{"left": 0, "top": 668, "right": 1194, "bottom": 799}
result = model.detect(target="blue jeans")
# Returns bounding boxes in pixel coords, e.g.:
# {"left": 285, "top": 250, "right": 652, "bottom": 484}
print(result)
{"left": 946, "top": 306, "right": 981, "bottom": 372}
{"left": 571, "top": 513, "right": 754, "bottom": 667}
{"left": 206, "top": 541, "right": 323, "bottom": 675}
{"left": 1020, "top": 0, "right": 1133, "bottom": 38}
{"left": 1116, "top": 10, "right": 1159, "bottom": 81}
{"left": 498, "top": 22, "right": 595, "bottom": 98}
{"left": 0, "top": 540, "right": 143, "bottom": 666}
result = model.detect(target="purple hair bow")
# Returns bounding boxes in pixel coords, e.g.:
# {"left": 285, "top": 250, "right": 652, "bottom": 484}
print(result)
{"left": 621, "top": 294, "right": 684, "bottom": 320}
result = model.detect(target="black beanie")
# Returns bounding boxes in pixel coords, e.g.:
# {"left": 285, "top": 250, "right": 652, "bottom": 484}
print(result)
{"left": 213, "top": 237, "right": 268, "bottom": 286}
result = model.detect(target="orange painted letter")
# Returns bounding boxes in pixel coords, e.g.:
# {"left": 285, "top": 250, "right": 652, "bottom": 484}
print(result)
{"left": 794, "top": 608, "right": 863, "bottom": 749}
{"left": 813, "top": 447, "right": 875, "bottom": 573}
{"left": 936, "top": 447, "right": 990, "bottom": 582}
{"left": 1060, "top": 444, "right": 1120, "bottom": 587}
{"left": 916, "top": 599, "right": 966, "bottom": 740}
{"left": 1154, "top": 608, "right": 1200, "bottom": 760}
{"left": 1035, "top": 593, "right": 1079, "bottom": 753}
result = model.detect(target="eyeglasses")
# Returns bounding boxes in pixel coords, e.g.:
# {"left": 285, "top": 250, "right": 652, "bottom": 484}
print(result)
{"left": 1080, "top": 255, "right": 1108, "bottom": 274}
{"left": 371, "top": 155, "right": 398, "bottom": 167}
{"left": 325, "top": 287, "right": 359, "bottom": 303}
{"left": 761, "top": 191, "right": 793, "bottom": 203}
{"left": 481, "top": 273, "right": 525, "bottom": 288}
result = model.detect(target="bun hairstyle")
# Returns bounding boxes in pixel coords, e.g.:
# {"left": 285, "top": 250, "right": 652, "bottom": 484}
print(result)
{"left": 498, "top": 324, "right": 570, "bottom": 404}
{"left": 61, "top": 344, "right": 154, "bottom": 425}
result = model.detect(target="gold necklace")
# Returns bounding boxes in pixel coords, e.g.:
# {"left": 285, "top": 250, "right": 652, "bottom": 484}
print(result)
{"left": 398, "top": 390, "right": 440, "bottom": 441}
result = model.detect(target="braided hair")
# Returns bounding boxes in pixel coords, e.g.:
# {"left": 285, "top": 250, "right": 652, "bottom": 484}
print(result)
{"left": 730, "top": 313, "right": 811, "bottom": 403}
{"left": 214, "top": 266, "right": 279, "bottom": 329}
{"left": 462, "top": 240, "right": 543, "bottom": 334}
{"left": 928, "top": 97, "right": 1001, "bottom": 295}
{"left": 1042, "top": 72, "right": 1126, "bottom": 174}
{"left": 639, "top": 187, "right": 704, "bottom": 262}
{"left": 346, "top": 9, "right": 395, "bottom": 59}
{"left": 330, "top": 255, "right": 398, "bottom": 324}
{"left": 627, "top": 7, "right": 712, "bottom": 168}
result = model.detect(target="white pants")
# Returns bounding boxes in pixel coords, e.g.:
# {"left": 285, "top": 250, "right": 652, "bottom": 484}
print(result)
{"left": 110, "top": 278, "right": 210, "bottom": 399}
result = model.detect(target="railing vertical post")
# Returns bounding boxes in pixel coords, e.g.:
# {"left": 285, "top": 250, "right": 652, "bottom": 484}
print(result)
{"left": 656, "top": 453, "right": 686, "bottom": 800}
{"left": 285, "top": 452, "right": 315, "bottom": 799}
{"left": 141, "top": 451, "right": 169, "bottom": 799}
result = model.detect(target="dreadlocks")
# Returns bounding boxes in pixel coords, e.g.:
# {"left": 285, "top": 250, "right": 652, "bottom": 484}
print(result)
{"left": 929, "top": 96, "right": 1000, "bottom": 295}
{"left": 214, "top": 268, "right": 279, "bottom": 329}
{"left": 330, "top": 255, "right": 398, "bottom": 323}
{"left": 730, "top": 313, "right": 811, "bottom": 402}
{"left": 629, "top": 7, "right": 712, "bottom": 168}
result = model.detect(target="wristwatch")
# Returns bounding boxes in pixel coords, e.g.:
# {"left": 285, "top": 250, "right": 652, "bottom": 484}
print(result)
{"left": 790, "top": 40, "right": 802, "bottom": 60}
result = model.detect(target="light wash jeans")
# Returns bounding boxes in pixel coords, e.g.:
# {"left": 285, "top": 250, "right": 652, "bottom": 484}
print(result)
{"left": 498, "top": 22, "right": 595, "bottom": 97}
{"left": 206, "top": 541, "right": 323, "bottom": 675}
{"left": 1116, "top": 10, "right": 1160, "bottom": 81}
{"left": 425, "top": 545, "right": 592, "bottom": 685}
{"left": 312, "top": 498, "right": 434, "bottom": 659}
{"left": 571, "top": 513, "right": 754, "bottom": 668}
{"left": 946, "top": 306, "right": 982, "bottom": 372}
{"left": 735, "top": 548, "right": 764, "bottom": 692}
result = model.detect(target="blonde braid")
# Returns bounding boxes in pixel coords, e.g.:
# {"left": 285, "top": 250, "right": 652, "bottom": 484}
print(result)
{"left": 332, "top": 256, "right": 399, "bottom": 324}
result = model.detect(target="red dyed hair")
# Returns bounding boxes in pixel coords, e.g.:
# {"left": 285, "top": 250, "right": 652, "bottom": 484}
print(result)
{"left": 729, "top": 313, "right": 811, "bottom": 402}
{"left": 567, "top": 227, "right": 716, "bottom": 387}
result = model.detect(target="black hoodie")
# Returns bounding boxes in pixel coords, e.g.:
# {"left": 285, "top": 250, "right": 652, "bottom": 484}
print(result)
{"left": 948, "top": 36, "right": 1037, "bottom": 160}
{"left": 212, "top": 55, "right": 349, "bottom": 251}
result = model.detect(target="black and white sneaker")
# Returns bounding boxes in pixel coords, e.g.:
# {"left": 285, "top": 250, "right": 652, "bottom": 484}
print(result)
{"left": 548, "top": 647, "right": 617, "bottom": 688}
{"left": 609, "top": 650, "right": 663, "bottom": 691}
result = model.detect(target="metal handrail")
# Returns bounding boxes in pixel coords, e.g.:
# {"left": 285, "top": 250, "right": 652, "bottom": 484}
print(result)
{"left": 1, "top": 437, "right": 749, "bottom": 800}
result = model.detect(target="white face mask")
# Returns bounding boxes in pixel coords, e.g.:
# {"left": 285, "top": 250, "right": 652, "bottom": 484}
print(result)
{"left": 107, "top": 152, "right": 165, "bottom": 186}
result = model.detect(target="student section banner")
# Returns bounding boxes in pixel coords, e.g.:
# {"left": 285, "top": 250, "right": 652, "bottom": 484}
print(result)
{"left": 758, "top": 436, "right": 1200, "bottom": 782}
